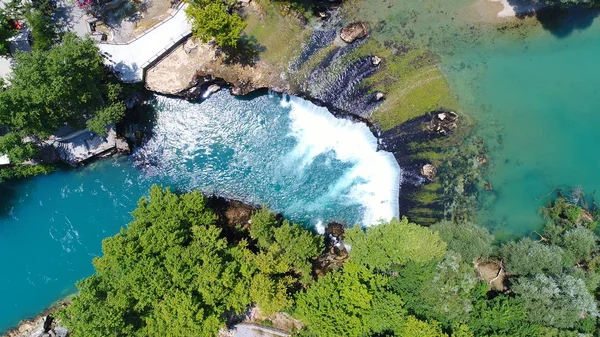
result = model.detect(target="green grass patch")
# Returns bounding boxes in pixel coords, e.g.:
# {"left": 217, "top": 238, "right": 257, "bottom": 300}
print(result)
{"left": 242, "top": 0, "right": 311, "bottom": 65}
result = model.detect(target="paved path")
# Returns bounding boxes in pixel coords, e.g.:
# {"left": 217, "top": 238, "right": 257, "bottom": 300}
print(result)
{"left": 98, "top": 3, "right": 192, "bottom": 82}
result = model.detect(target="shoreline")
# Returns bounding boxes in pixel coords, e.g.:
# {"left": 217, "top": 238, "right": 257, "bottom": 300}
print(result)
{"left": 2, "top": 299, "right": 71, "bottom": 337}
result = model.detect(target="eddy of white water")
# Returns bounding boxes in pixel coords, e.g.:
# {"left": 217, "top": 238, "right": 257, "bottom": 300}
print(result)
{"left": 281, "top": 96, "right": 401, "bottom": 226}
{"left": 136, "top": 91, "right": 401, "bottom": 226}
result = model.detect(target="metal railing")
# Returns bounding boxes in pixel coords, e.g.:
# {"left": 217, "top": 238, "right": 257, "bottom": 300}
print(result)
{"left": 99, "top": 1, "right": 186, "bottom": 46}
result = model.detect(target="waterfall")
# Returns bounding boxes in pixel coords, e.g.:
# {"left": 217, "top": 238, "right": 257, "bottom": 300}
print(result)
{"left": 284, "top": 95, "right": 401, "bottom": 225}
{"left": 135, "top": 91, "right": 401, "bottom": 226}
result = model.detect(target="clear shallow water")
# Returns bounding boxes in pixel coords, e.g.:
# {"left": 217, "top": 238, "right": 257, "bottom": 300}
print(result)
{"left": 0, "top": 91, "right": 400, "bottom": 331}
{"left": 443, "top": 15, "right": 600, "bottom": 236}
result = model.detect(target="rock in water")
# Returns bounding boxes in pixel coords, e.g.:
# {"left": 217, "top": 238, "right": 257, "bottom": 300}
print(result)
{"left": 340, "top": 22, "right": 370, "bottom": 43}
{"left": 375, "top": 92, "right": 385, "bottom": 101}
{"left": 421, "top": 164, "right": 436, "bottom": 181}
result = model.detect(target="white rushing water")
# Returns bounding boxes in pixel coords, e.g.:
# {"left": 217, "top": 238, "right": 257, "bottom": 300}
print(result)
{"left": 283, "top": 96, "right": 401, "bottom": 225}
{"left": 137, "top": 91, "right": 401, "bottom": 226}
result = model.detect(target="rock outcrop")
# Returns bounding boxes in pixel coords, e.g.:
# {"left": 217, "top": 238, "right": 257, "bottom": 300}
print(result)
{"left": 145, "top": 38, "right": 288, "bottom": 96}
{"left": 430, "top": 111, "right": 458, "bottom": 135}
{"left": 340, "top": 22, "right": 370, "bottom": 43}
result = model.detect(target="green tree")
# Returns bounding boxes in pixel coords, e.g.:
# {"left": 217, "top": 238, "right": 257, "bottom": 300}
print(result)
{"left": 248, "top": 207, "right": 278, "bottom": 249}
{"left": 25, "top": 2, "right": 57, "bottom": 51}
{"left": 185, "top": 2, "right": 246, "bottom": 47}
{"left": 345, "top": 217, "right": 447, "bottom": 271}
{"left": 58, "top": 187, "right": 322, "bottom": 336}
{"left": 500, "top": 238, "right": 567, "bottom": 276}
{"left": 0, "top": 132, "right": 37, "bottom": 163}
{"left": 0, "top": 33, "right": 124, "bottom": 136}
{"left": 294, "top": 262, "right": 406, "bottom": 337}
{"left": 249, "top": 273, "right": 293, "bottom": 315}
{"left": 421, "top": 251, "right": 479, "bottom": 324}
{"left": 0, "top": 10, "right": 16, "bottom": 56}
{"left": 512, "top": 274, "right": 598, "bottom": 329}
{"left": 399, "top": 316, "right": 448, "bottom": 337}
{"left": 468, "top": 293, "right": 542, "bottom": 337}
{"left": 563, "top": 227, "right": 597, "bottom": 263}
{"left": 431, "top": 221, "right": 493, "bottom": 263}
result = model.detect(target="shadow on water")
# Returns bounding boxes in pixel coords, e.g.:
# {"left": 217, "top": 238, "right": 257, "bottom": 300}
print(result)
{"left": 508, "top": 0, "right": 600, "bottom": 38}
{"left": 0, "top": 181, "right": 20, "bottom": 220}
{"left": 535, "top": 6, "right": 600, "bottom": 38}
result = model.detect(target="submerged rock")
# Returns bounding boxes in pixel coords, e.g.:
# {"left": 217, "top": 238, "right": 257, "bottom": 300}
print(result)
{"left": 340, "top": 22, "right": 370, "bottom": 43}
{"left": 421, "top": 164, "right": 436, "bottom": 181}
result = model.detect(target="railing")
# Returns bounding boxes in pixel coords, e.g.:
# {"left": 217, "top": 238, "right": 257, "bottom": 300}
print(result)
{"left": 99, "top": 1, "right": 186, "bottom": 46}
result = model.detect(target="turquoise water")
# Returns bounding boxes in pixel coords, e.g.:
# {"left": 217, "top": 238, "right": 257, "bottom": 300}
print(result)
{"left": 443, "top": 14, "right": 600, "bottom": 235}
{"left": 0, "top": 91, "right": 400, "bottom": 331}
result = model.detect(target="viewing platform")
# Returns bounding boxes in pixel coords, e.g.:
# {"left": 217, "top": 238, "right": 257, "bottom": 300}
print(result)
{"left": 97, "top": 2, "right": 192, "bottom": 82}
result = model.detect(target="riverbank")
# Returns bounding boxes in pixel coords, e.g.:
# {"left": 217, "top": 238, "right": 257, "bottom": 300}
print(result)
{"left": 2, "top": 300, "right": 70, "bottom": 337}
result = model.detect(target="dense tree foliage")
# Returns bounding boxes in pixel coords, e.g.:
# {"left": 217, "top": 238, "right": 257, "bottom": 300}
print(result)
{"left": 0, "top": 132, "right": 37, "bottom": 163}
{"left": 57, "top": 190, "right": 600, "bottom": 337}
{"left": 431, "top": 221, "right": 493, "bottom": 263}
{"left": 500, "top": 238, "right": 567, "bottom": 276}
{"left": 0, "top": 33, "right": 125, "bottom": 136}
{"left": 0, "top": 10, "right": 16, "bottom": 56}
{"left": 294, "top": 262, "right": 406, "bottom": 336}
{"left": 185, "top": 0, "right": 246, "bottom": 47}
{"left": 344, "top": 217, "right": 446, "bottom": 271}
{"left": 513, "top": 274, "right": 598, "bottom": 329}
{"left": 25, "top": 0, "right": 58, "bottom": 51}
{"left": 58, "top": 187, "right": 323, "bottom": 336}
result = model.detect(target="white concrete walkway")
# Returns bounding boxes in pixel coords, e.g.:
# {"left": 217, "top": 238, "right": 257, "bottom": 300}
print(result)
{"left": 98, "top": 3, "right": 192, "bottom": 82}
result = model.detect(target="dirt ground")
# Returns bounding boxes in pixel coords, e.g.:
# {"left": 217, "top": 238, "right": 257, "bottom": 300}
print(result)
{"left": 476, "top": 260, "right": 506, "bottom": 291}
{"left": 96, "top": 0, "right": 179, "bottom": 43}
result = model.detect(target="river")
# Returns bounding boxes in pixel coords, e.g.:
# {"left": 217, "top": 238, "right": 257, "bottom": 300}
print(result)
{"left": 0, "top": 92, "right": 400, "bottom": 331}
{"left": 3, "top": 2, "right": 600, "bottom": 332}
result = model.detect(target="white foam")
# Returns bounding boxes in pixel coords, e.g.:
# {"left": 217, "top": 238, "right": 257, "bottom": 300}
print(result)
{"left": 285, "top": 96, "right": 401, "bottom": 226}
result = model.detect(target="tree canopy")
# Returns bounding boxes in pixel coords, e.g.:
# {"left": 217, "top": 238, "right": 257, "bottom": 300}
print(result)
{"left": 185, "top": 1, "right": 246, "bottom": 48}
{"left": 0, "top": 10, "right": 16, "bottom": 56}
{"left": 58, "top": 186, "right": 323, "bottom": 336}
{"left": 344, "top": 217, "right": 447, "bottom": 271}
{"left": 431, "top": 220, "right": 493, "bottom": 263}
{"left": 57, "top": 192, "right": 600, "bottom": 337}
{"left": 0, "top": 33, "right": 125, "bottom": 136}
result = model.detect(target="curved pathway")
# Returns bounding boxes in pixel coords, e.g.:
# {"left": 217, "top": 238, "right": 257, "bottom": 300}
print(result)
{"left": 98, "top": 3, "right": 192, "bottom": 82}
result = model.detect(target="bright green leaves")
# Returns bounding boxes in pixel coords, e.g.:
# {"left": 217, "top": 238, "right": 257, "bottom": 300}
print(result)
{"left": 0, "top": 33, "right": 125, "bottom": 136}
{"left": 59, "top": 187, "right": 323, "bottom": 336}
{"left": 294, "top": 262, "right": 404, "bottom": 337}
{"left": 345, "top": 217, "right": 447, "bottom": 271}
{"left": 185, "top": 2, "right": 246, "bottom": 48}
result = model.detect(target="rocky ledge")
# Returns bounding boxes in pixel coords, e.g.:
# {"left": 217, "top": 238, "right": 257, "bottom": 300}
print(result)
{"left": 145, "top": 38, "right": 289, "bottom": 97}
{"left": 3, "top": 301, "right": 69, "bottom": 337}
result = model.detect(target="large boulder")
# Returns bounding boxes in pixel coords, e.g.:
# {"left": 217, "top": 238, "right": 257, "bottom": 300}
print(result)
{"left": 421, "top": 164, "right": 436, "bottom": 181}
{"left": 340, "top": 22, "right": 370, "bottom": 43}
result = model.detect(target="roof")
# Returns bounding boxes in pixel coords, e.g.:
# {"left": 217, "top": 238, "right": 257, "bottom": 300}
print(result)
{"left": 0, "top": 154, "right": 10, "bottom": 165}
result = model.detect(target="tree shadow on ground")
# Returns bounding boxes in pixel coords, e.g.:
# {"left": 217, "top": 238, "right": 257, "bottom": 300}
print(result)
{"left": 508, "top": 0, "right": 600, "bottom": 38}
{"left": 220, "top": 35, "right": 266, "bottom": 67}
